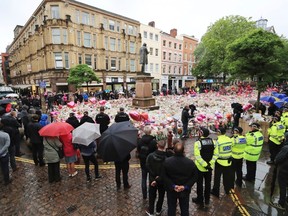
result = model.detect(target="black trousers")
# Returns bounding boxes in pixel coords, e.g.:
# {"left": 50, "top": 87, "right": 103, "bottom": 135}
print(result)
{"left": 47, "top": 162, "right": 61, "bottom": 183}
{"left": 115, "top": 160, "right": 129, "bottom": 187}
{"left": 196, "top": 169, "right": 212, "bottom": 204}
{"left": 232, "top": 158, "right": 243, "bottom": 187}
{"left": 278, "top": 171, "right": 288, "bottom": 206}
{"left": 246, "top": 160, "right": 256, "bottom": 181}
{"left": 268, "top": 140, "right": 283, "bottom": 162}
{"left": 31, "top": 143, "right": 45, "bottom": 166}
{"left": 212, "top": 162, "right": 234, "bottom": 195}
{"left": 8, "top": 145, "right": 17, "bottom": 170}
{"left": 148, "top": 183, "right": 165, "bottom": 214}
{"left": 0, "top": 154, "right": 10, "bottom": 184}
{"left": 82, "top": 154, "right": 99, "bottom": 177}
{"left": 167, "top": 190, "right": 190, "bottom": 216}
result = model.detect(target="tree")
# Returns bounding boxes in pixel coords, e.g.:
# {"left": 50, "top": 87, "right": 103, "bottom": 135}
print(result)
{"left": 226, "top": 29, "right": 285, "bottom": 112}
{"left": 193, "top": 15, "right": 256, "bottom": 81}
{"left": 67, "top": 64, "right": 100, "bottom": 91}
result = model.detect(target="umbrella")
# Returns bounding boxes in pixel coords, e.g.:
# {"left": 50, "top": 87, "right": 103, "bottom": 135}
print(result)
{"left": 274, "top": 101, "right": 286, "bottom": 108}
{"left": 39, "top": 122, "right": 74, "bottom": 137}
{"left": 6, "top": 93, "right": 19, "bottom": 98}
{"left": 281, "top": 97, "right": 288, "bottom": 102}
{"left": 260, "top": 96, "right": 277, "bottom": 103}
{"left": 98, "top": 121, "right": 138, "bottom": 162}
{"left": 72, "top": 122, "right": 101, "bottom": 146}
{"left": 274, "top": 93, "right": 287, "bottom": 99}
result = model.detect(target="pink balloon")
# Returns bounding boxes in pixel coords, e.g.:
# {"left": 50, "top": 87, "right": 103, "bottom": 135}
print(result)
{"left": 89, "top": 98, "right": 96, "bottom": 103}
{"left": 67, "top": 101, "right": 75, "bottom": 108}
{"left": 99, "top": 100, "right": 106, "bottom": 105}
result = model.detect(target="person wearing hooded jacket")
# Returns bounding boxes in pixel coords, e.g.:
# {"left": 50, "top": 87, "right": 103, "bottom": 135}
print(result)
{"left": 66, "top": 113, "right": 80, "bottom": 129}
{"left": 79, "top": 111, "right": 94, "bottom": 125}
{"left": 39, "top": 114, "right": 49, "bottom": 127}
{"left": 146, "top": 139, "right": 167, "bottom": 216}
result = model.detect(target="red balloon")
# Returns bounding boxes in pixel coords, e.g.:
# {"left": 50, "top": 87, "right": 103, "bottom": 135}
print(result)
{"left": 129, "top": 111, "right": 141, "bottom": 121}
{"left": 99, "top": 100, "right": 106, "bottom": 105}
{"left": 140, "top": 112, "right": 149, "bottom": 121}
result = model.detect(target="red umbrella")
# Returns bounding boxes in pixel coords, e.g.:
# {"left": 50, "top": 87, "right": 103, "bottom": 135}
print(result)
{"left": 39, "top": 122, "right": 74, "bottom": 137}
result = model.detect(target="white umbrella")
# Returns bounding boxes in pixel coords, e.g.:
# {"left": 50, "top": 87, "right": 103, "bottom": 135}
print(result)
{"left": 72, "top": 122, "right": 101, "bottom": 146}
{"left": 6, "top": 93, "right": 19, "bottom": 98}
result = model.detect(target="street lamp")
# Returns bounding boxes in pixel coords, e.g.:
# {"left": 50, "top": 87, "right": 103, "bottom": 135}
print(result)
{"left": 84, "top": 72, "right": 89, "bottom": 93}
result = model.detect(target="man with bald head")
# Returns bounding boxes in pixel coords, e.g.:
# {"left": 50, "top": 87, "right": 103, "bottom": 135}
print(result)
{"left": 162, "top": 143, "right": 197, "bottom": 216}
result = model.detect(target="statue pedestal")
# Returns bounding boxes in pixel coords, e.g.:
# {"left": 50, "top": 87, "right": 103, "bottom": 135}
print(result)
{"left": 132, "top": 73, "right": 159, "bottom": 110}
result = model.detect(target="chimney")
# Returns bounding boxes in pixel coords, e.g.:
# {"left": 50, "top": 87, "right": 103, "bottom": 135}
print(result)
{"left": 170, "top": 28, "right": 177, "bottom": 38}
{"left": 148, "top": 21, "right": 155, "bottom": 27}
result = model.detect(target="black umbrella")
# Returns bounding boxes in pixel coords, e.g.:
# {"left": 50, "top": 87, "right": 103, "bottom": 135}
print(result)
{"left": 98, "top": 121, "right": 138, "bottom": 162}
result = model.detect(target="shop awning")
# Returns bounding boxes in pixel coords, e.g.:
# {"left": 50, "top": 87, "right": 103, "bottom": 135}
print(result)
{"left": 12, "top": 84, "right": 32, "bottom": 89}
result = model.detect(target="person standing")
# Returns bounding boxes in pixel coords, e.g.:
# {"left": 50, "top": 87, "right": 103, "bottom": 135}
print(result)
{"left": 27, "top": 115, "right": 45, "bottom": 166}
{"left": 243, "top": 123, "right": 264, "bottom": 182}
{"left": 192, "top": 127, "right": 218, "bottom": 208}
{"left": 137, "top": 125, "right": 157, "bottom": 199}
{"left": 115, "top": 154, "right": 131, "bottom": 190}
{"left": 115, "top": 107, "right": 130, "bottom": 122}
{"left": 0, "top": 128, "right": 11, "bottom": 185}
{"left": 43, "top": 136, "right": 62, "bottom": 183}
{"left": 95, "top": 106, "right": 110, "bottom": 134}
{"left": 162, "top": 143, "right": 198, "bottom": 216}
{"left": 146, "top": 139, "right": 167, "bottom": 216}
{"left": 140, "top": 43, "right": 149, "bottom": 73}
{"left": 79, "top": 111, "right": 94, "bottom": 125}
{"left": 211, "top": 127, "right": 234, "bottom": 198}
{"left": 181, "top": 105, "right": 193, "bottom": 138}
{"left": 231, "top": 127, "right": 247, "bottom": 187}
{"left": 281, "top": 107, "right": 288, "bottom": 138}
{"left": 66, "top": 113, "right": 80, "bottom": 129}
{"left": 267, "top": 116, "right": 285, "bottom": 165}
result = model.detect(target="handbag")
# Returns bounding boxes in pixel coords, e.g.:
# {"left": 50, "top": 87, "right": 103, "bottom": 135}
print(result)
{"left": 45, "top": 138, "right": 64, "bottom": 159}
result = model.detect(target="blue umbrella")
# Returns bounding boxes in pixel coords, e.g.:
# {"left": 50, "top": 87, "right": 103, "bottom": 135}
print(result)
{"left": 260, "top": 96, "right": 277, "bottom": 103}
{"left": 281, "top": 97, "right": 288, "bottom": 102}
{"left": 274, "top": 101, "right": 285, "bottom": 108}
{"left": 274, "top": 93, "right": 287, "bottom": 99}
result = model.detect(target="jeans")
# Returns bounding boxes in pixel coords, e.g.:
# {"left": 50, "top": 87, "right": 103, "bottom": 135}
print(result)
{"left": 0, "top": 153, "right": 10, "bottom": 184}
{"left": 149, "top": 183, "right": 165, "bottom": 214}
{"left": 167, "top": 190, "right": 190, "bottom": 216}
{"left": 141, "top": 168, "right": 148, "bottom": 199}
{"left": 82, "top": 154, "right": 99, "bottom": 178}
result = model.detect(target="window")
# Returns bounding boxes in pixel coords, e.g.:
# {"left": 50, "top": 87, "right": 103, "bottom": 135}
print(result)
{"left": 163, "top": 65, "right": 166, "bottom": 73}
{"left": 149, "top": 33, "right": 153, "bottom": 40}
{"left": 103, "top": 18, "right": 108, "bottom": 29}
{"left": 54, "top": 52, "right": 63, "bottom": 68}
{"left": 155, "top": 63, "right": 159, "bottom": 72}
{"left": 130, "top": 59, "right": 135, "bottom": 72}
{"left": 93, "top": 34, "right": 96, "bottom": 47}
{"left": 174, "top": 43, "right": 177, "bottom": 49}
{"left": 174, "top": 66, "right": 176, "bottom": 74}
{"left": 52, "top": 28, "right": 60, "bottom": 44}
{"left": 155, "top": 48, "right": 159, "bottom": 56}
{"left": 75, "top": 10, "right": 80, "bottom": 23}
{"left": 104, "top": 36, "right": 108, "bottom": 50}
{"left": 64, "top": 52, "right": 69, "bottom": 68}
{"left": 77, "top": 31, "right": 81, "bottom": 46}
{"left": 150, "top": 47, "right": 153, "bottom": 55}
{"left": 85, "top": 54, "right": 92, "bottom": 66}
{"left": 82, "top": 12, "right": 90, "bottom": 25}
{"left": 63, "top": 29, "right": 68, "bottom": 44}
{"left": 84, "top": 32, "right": 91, "bottom": 47}
{"left": 116, "top": 21, "right": 120, "bottom": 32}
{"left": 51, "top": 6, "right": 60, "bottom": 19}
{"left": 179, "top": 67, "right": 182, "bottom": 74}
{"left": 150, "top": 63, "right": 153, "bottom": 73}
{"left": 111, "top": 57, "right": 116, "bottom": 70}
{"left": 190, "top": 54, "right": 193, "bottom": 62}
{"left": 185, "top": 43, "right": 187, "bottom": 49}
{"left": 155, "top": 34, "right": 158, "bottom": 41}
{"left": 184, "top": 53, "right": 187, "bottom": 61}
{"left": 129, "top": 41, "right": 135, "bottom": 53}
{"left": 169, "top": 42, "right": 172, "bottom": 48}
{"left": 110, "top": 38, "right": 116, "bottom": 51}
{"left": 168, "top": 65, "right": 171, "bottom": 73}
{"left": 91, "top": 14, "right": 95, "bottom": 27}
{"left": 179, "top": 54, "right": 182, "bottom": 62}
{"left": 78, "top": 54, "right": 82, "bottom": 64}
{"left": 163, "top": 40, "right": 166, "bottom": 46}
{"left": 163, "top": 51, "right": 166, "bottom": 60}
{"left": 174, "top": 53, "right": 177, "bottom": 61}
{"left": 190, "top": 44, "right": 193, "bottom": 50}
{"left": 168, "top": 53, "right": 171, "bottom": 61}
{"left": 109, "top": 20, "right": 115, "bottom": 31}
{"left": 118, "top": 39, "right": 121, "bottom": 52}
{"left": 128, "top": 25, "right": 133, "bottom": 35}
{"left": 144, "top": 31, "right": 147, "bottom": 38}
{"left": 94, "top": 56, "right": 97, "bottom": 69}
{"left": 179, "top": 44, "right": 182, "bottom": 50}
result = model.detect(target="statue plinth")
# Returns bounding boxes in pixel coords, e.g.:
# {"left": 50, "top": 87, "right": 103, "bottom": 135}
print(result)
{"left": 132, "top": 72, "right": 159, "bottom": 110}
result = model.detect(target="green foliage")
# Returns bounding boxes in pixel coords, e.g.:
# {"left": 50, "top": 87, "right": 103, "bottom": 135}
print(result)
{"left": 67, "top": 64, "right": 100, "bottom": 88}
{"left": 193, "top": 15, "right": 256, "bottom": 78}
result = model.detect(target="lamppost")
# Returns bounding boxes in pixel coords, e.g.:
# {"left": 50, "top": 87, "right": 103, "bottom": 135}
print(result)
{"left": 84, "top": 72, "right": 89, "bottom": 93}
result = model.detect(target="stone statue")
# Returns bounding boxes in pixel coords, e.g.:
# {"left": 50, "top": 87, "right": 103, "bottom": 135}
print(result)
{"left": 139, "top": 43, "right": 149, "bottom": 73}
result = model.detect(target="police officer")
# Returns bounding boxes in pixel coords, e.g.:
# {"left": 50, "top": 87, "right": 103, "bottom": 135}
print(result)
{"left": 267, "top": 116, "right": 285, "bottom": 165}
{"left": 243, "top": 123, "right": 264, "bottom": 182}
{"left": 95, "top": 106, "right": 110, "bottom": 134}
{"left": 231, "top": 127, "right": 247, "bottom": 187}
{"left": 281, "top": 107, "right": 288, "bottom": 141}
{"left": 211, "top": 127, "right": 233, "bottom": 198}
{"left": 115, "top": 107, "right": 130, "bottom": 122}
{"left": 192, "top": 127, "right": 218, "bottom": 207}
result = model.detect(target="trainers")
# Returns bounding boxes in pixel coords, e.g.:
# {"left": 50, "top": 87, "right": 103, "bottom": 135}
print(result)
{"left": 269, "top": 201, "right": 285, "bottom": 210}
{"left": 71, "top": 171, "right": 78, "bottom": 177}
{"left": 145, "top": 210, "right": 154, "bottom": 216}
{"left": 155, "top": 210, "right": 163, "bottom": 215}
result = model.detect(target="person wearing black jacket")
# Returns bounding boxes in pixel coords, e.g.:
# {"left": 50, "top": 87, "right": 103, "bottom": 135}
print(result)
{"left": 146, "top": 139, "right": 167, "bottom": 216}
{"left": 137, "top": 126, "right": 157, "bottom": 199}
{"left": 27, "top": 115, "right": 45, "bottom": 166}
{"left": 115, "top": 107, "right": 130, "bottom": 122}
{"left": 79, "top": 111, "right": 94, "bottom": 125}
{"left": 181, "top": 105, "right": 193, "bottom": 138}
{"left": 66, "top": 113, "right": 80, "bottom": 129}
{"left": 162, "top": 143, "right": 198, "bottom": 216}
{"left": 95, "top": 106, "right": 110, "bottom": 134}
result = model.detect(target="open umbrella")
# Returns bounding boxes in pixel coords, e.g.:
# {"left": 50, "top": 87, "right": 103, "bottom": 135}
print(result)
{"left": 98, "top": 121, "right": 138, "bottom": 162}
{"left": 274, "top": 101, "right": 286, "bottom": 108}
{"left": 39, "top": 122, "right": 74, "bottom": 137}
{"left": 281, "top": 97, "right": 288, "bottom": 102}
{"left": 260, "top": 96, "right": 277, "bottom": 103}
{"left": 6, "top": 93, "right": 19, "bottom": 98}
{"left": 72, "top": 122, "right": 101, "bottom": 146}
{"left": 274, "top": 93, "right": 287, "bottom": 99}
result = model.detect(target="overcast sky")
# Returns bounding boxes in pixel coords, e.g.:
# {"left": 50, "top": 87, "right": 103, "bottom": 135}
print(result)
{"left": 1, "top": 0, "right": 287, "bottom": 52}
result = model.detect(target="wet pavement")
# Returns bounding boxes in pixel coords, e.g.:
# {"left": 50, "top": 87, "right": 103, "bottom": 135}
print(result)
{"left": 0, "top": 136, "right": 287, "bottom": 216}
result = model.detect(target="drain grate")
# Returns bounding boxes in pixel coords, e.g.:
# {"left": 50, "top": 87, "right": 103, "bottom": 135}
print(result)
{"left": 232, "top": 205, "right": 268, "bottom": 216}
{"left": 66, "top": 205, "right": 77, "bottom": 214}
